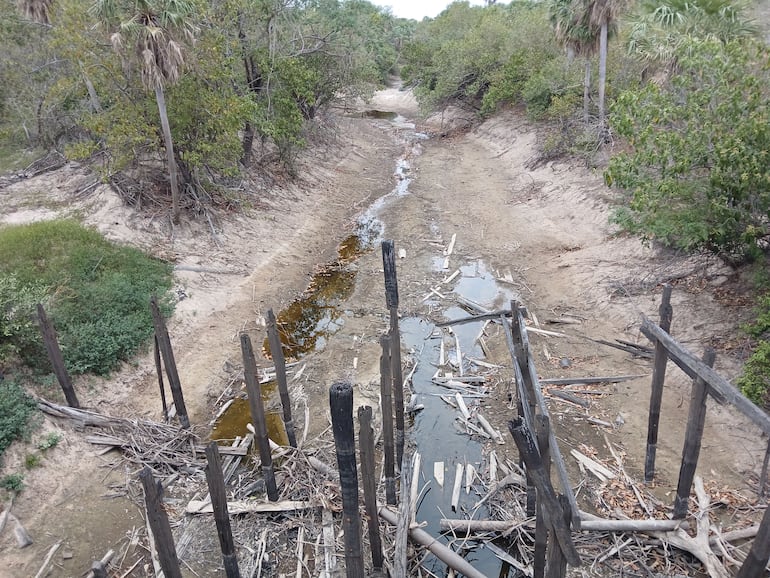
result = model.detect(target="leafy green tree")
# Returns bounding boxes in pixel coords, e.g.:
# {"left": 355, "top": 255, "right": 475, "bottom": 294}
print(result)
{"left": 606, "top": 38, "right": 770, "bottom": 258}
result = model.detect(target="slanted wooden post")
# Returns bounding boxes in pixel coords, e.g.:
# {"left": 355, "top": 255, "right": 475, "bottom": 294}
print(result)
{"left": 382, "top": 240, "right": 405, "bottom": 468}
{"left": 673, "top": 348, "right": 716, "bottom": 519}
{"left": 150, "top": 296, "right": 189, "bottom": 428}
{"left": 154, "top": 336, "right": 168, "bottom": 422}
{"left": 204, "top": 442, "right": 241, "bottom": 578}
{"left": 330, "top": 382, "right": 365, "bottom": 578}
{"left": 241, "top": 334, "right": 278, "bottom": 502}
{"left": 534, "top": 415, "right": 551, "bottom": 578}
{"left": 645, "top": 283, "right": 673, "bottom": 482}
{"left": 545, "top": 495, "right": 572, "bottom": 578}
{"left": 379, "top": 334, "right": 396, "bottom": 505}
{"left": 37, "top": 304, "right": 79, "bottom": 408}
{"left": 760, "top": 439, "right": 770, "bottom": 498}
{"left": 266, "top": 308, "right": 297, "bottom": 448}
{"left": 139, "top": 467, "right": 182, "bottom": 578}
{"left": 736, "top": 499, "right": 770, "bottom": 578}
{"left": 508, "top": 419, "right": 581, "bottom": 568}
{"left": 358, "top": 406, "right": 384, "bottom": 572}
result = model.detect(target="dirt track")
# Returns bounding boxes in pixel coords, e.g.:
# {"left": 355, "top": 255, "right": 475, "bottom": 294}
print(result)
{"left": 0, "top": 86, "right": 766, "bottom": 576}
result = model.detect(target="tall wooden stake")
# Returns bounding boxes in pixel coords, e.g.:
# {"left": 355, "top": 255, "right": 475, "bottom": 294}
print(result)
{"left": 37, "top": 304, "right": 79, "bottom": 408}
{"left": 330, "top": 382, "right": 365, "bottom": 578}
{"left": 673, "top": 348, "right": 715, "bottom": 519}
{"left": 736, "top": 498, "right": 770, "bottom": 578}
{"left": 534, "top": 415, "right": 551, "bottom": 578}
{"left": 205, "top": 442, "right": 241, "bottom": 578}
{"left": 358, "top": 406, "right": 384, "bottom": 572}
{"left": 241, "top": 334, "right": 278, "bottom": 502}
{"left": 760, "top": 439, "right": 770, "bottom": 498}
{"left": 545, "top": 495, "right": 572, "bottom": 578}
{"left": 266, "top": 308, "right": 297, "bottom": 448}
{"left": 139, "top": 467, "right": 182, "bottom": 578}
{"left": 154, "top": 336, "right": 168, "bottom": 422}
{"left": 379, "top": 334, "right": 397, "bottom": 505}
{"left": 645, "top": 284, "right": 673, "bottom": 482}
{"left": 150, "top": 296, "right": 189, "bottom": 428}
{"left": 382, "top": 240, "right": 405, "bottom": 468}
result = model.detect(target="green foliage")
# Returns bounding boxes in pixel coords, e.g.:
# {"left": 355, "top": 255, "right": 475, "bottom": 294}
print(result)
{"left": 37, "top": 432, "right": 61, "bottom": 451}
{"left": 0, "top": 473, "right": 24, "bottom": 493}
{"left": 0, "top": 275, "right": 49, "bottom": 368}
{"left": 0, "top": 220, "right": 173, "bottom": 375}
{"left": 738, "top": 341, "right": 770, "bottom": 407}
{"left": 0, "top": 380, "right": 38, "bottom": 458}
{"left": 606, "top": 38, "right": 770, "bottom": 257}
{"left": 24, "top": 453, "right": 41, "bottom": 469}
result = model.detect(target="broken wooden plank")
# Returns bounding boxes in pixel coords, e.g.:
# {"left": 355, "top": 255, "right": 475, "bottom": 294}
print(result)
{"left": 186, "top": 499, "right": 314, "bottom": 515}
{"left": 538, "top": 375, "right": 647, "bottom": 386}
{"left": 570, "top": 449, "right": 616, "bottom": 482}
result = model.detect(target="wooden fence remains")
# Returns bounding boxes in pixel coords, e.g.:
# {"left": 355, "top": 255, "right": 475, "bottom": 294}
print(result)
{"left": 37, "top": 303, "right": 79, "bottom": 408}
{"left": 150, "top": 296, "right": 189, "bottom": 428}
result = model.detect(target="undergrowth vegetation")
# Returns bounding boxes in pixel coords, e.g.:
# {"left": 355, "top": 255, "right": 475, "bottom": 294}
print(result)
{"left": 0, "top": 379, "right": 39, "bottom": 459}
{"left": 0, "top": 219, "right": 173, "bottom": 376}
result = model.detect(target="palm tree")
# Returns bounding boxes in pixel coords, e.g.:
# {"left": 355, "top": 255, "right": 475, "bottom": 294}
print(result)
{"left": 17, "top": 0, "right": 53, "bottom": 23}
{"left": 586, "top": 0, "right": 623, "bottom": 134}
{"left": 550, "top": 0, "right": 597, "bottom": 125}
{"left": 91, "top": 0, "right": 198, "bottom": 224}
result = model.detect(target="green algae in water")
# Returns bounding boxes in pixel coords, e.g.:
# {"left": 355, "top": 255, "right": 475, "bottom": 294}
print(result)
{"left": 211, "top": 397, "right": 290, "bottom": 447}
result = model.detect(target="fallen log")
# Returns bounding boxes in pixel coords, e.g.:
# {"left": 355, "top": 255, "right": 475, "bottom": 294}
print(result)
{"left": 439, "top": 516, "right": 690, "bottom": 534}
{"left": 538, "top": 375, "right": 647, "bottom": 386}
{"left": 379, "top": 507, "right": 487, "bottom": 578}
{"left": 186, "top": 499, "right": 315, "bottom": 515}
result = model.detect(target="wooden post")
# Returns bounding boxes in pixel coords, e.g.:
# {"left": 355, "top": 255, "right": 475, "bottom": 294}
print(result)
{"left": 330, "top": 382, "right": 365, "bottom": 578}
{"left": 645, "top": 283, "right": 673, "bottom": 483}
{"left": 673, "top": 348, "right": 716, "bottom": 519}
{"left": 358, "top": 406, "right": 384, "bottom": 572}
{"left": 545, "top": 495, "right": 572, "bottom": 578}
{"left": 90, "top": 562, "right": 107, "bottom": 578}
{"left": 736, "top": 498, "right": 770, "bottom": 578}
{"left": 382, "top": 240, "right": 405, "bottom": 468}
{"left": 37, "top": 304, "right": 79, "bottom": 408}
{"left": 266, "top": 308, "right": 297, "bottom": 448}
{"left": 379, "top": 334, "right": 397, "bottom": 505}
{"left": 204, "top": 442, "right": 241, "bottom": 578}
{"left": 150, "top": 296, "right": 189, "bottom": 428}
{"left": 760, "top": 439, "right": 770, "bottom": 498}
{"left": 534, "top": 415, "right": 551, "bottom": 578}
{"left": 154, "top": 336, "right": 168, "bottom": 422}
{"left": 241, "top": 334, "right": 278, "bottom": 502}
{"left": 508, "top": 419, "right": 581, "bottom": 567}
{"left": 139, "top": 467, "right": 182, "bottom": 578}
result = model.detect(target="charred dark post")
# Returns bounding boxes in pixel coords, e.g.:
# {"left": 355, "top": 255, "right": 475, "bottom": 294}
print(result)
{"left": 139, "top": 467, "right": 182, "bottom": 578}
{"left": 266, "top": 308, "right": 297, "bottom": 448}
{"left": 382, "top": 240, "right": 405, "bottom": 468}
{"left": 645, "top": 284, "right": 673, "bottom": 482}
{"left": 673, "top": 348, "right": 716, "bottom": 519}
{"left": 204, "top": 442, "right": 241, "bottom": 578}
{"left": 760, "top": 439, "right": 770, "bottom": 498}
{"left": 358, "top": 406, "right": 384, "bottom": 572}
{"left": 241, "top": 334, "right": 278, "bottom": 502}
{"left": 330, "top": 382, "right": 365, "bottom": 578}
{"left": 90, "top": 562, "right": 107, "bottom": 578}
{"left": 150, "top": 296, "right": 189, "bottom": 428}
{"left": 379, "top": 334, "right": 396, "bottom": 505}
{"left": 154, "top": 336, "right": 168, "bottom": 422}
{"left": 37, "top": 304, "right": 79, "bottom": 408}
{"left": 545, "top": 495, "right": 572, "bottom": 578}
{"left": 534, "top": 415, "right": 552, "bottom": 578}
{"left": 508, "top": 419, "right": 580, "bottom": 568}
{"left": 736, "top": 499, "right": 770, "bottom": 578}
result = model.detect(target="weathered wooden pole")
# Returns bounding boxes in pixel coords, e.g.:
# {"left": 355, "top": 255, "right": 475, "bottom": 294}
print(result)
{"left": 330, "top": 382, "right": 365, "bottom": 578}
{"left": 358, "top": 406, "right": 384, "bottom": 572}
{"left": 382, "top": 240, "right": 405, "bottom": 468}
{"left": 534, "top": 415, "right": 551, "bottom": 578}
{"left": 673, "top": 348, "right": 716, "bottom": 519}
{"left": 266, "top": 308, "right": 297, "bottom": 448}
{"left": 736, "top": 498, "right": 770, "bottom": 578}
{"left": 645, "top": 283, "right": 673, "bottom": 483}
{"left": 204, "top": 442, "right": 241, "bottom": 578}
{"left": 241, "top": 333, "right": 278, "bottom": 502}
{"left": 379, "top": 334, "right": 397, "bottom": 505}
{"left": 139, "top": 467, "right": 182, "bottom": 578}
{"left": 508, "top": 419, "right": 581, "bottom": 567}
{"left": 760, "top": 439, "right": 770, "bottom": 498}
{"left": 89, "top": 562, "right": 107, "bottom": 578}
{"left": 150, "top": 296, "right": 189, "bottom": 428}
{"left": 153, "top": 336, "right": 168, "bottom": 422}
{"left": 37, "top": 304, "right": 79, "bottom": 408}
{"left": 545, "top": 495, "right": 572, "bottom": 578}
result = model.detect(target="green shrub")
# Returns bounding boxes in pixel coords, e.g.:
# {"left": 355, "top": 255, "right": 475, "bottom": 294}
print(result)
{"left": 0, "top": 274, "right": 49, "bottom": 368}
{"left": 0, "top": 220, "right": 174, "bottom": 375}
{"left": 24, "top": 453, "right": 41, "bottom": 469}
{"left": 37, "top": 432, "right": 61, "bottom": 451}
{"left": 0, "top": 379, "right": 38, "bottom": 457}
{"left": 738, "top": 340, "right": 770, "bottom": 407}
{"left": 0, "top": 473, "right": 24, "bottom": 493}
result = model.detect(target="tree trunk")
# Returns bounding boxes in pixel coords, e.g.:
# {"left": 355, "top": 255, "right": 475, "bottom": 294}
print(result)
{"left": 154, "top": 85, "right": 181, "bottom": 224}
{"left": 583, "top": 57, "right": 591, "bottom": 126}
{"left": 238, "top": 13, "right": 262, "bottom": 168}
{"left": 80, "top": 63, "right": 102, "bottom": 113}
{"left": 598, "top": 21, "right": 608, "bottom": 134}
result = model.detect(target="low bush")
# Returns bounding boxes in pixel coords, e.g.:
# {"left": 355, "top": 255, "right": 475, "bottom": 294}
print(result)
{"left": 0, "top": 379, "right": 38, "bottom": 458}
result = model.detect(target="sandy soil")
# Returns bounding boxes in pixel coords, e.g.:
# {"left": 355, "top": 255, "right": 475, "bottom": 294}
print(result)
{"left": 0, "top": 86, "right": 766, "bottom": 576}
